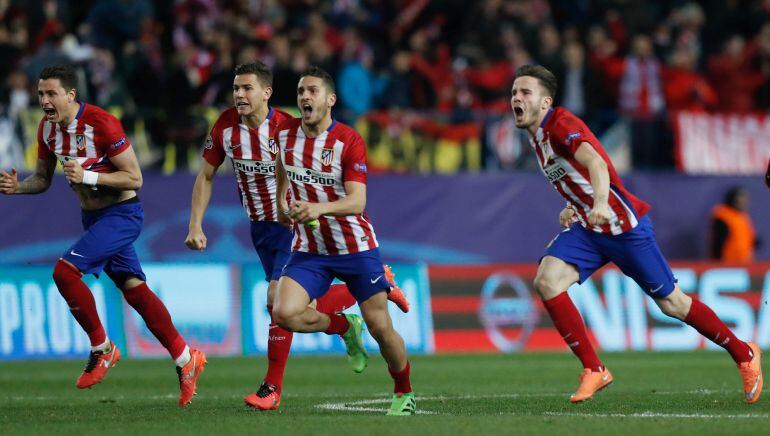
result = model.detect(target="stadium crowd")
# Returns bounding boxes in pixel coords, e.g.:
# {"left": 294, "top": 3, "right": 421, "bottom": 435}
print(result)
{"left": 2, "top": 0, "right": 770, "bottom": 171}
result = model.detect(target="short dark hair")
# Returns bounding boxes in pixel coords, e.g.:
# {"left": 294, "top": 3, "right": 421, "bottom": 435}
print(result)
{"left": 515, "top": 64, "right": 557, "bottom": 98}
{"left": 300, "top": 65, "right": 335, "bottom": 93}
{"left": 724, "top": 186, "right": 746, "bottom": 208}
{"left": 234, "top": 61, "right": 273, "bottom": 87}
{"left": 39, "top": 64, "right": 78, "bottom": 91}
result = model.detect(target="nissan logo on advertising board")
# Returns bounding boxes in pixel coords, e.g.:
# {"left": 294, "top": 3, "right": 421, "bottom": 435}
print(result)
{"left": 479, "top": 273, "right": 540, "bottom": 352}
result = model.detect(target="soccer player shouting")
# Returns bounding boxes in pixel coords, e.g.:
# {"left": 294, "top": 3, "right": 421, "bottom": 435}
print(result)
{"left": 185, "top": 62, "right": 409, "bottom": 411}
{"left": 0, "top": 64, "right": 205, "bottom": 407}
{"left": 510, "top": 65, "right": 762, "bottom": 404}
{"left": 271, "top": 66, "right": 415, "bottom": 415}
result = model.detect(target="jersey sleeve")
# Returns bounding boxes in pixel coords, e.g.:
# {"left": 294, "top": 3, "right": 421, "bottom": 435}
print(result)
{"left": 341, "top": 132, "right": 368, "bottom": 184}
{"left": 36, "top": 119, "right": 52, "bottom": 160}
{"left": 98, "top": 116, "right": 131, "bottom": 157}
{"left": 202, "top": 122, "right": 226, "bottom": 167}
{"left": 550, "top": 114, "right": 596, "bottom": 156}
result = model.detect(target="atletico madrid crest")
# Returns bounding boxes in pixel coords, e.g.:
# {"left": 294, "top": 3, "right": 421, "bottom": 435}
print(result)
{"left": 321, "top": 149, "right": 334, "bottom": 166}
{"left": 76, "top": 134, "right": 86, "bottom": 151}
{"left": 269, "top": 138, "right": 279, "bottom": 154}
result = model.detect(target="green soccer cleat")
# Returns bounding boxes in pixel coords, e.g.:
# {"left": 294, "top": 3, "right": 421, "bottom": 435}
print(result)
{"left": 386, "top": 392, "right": 416, "bottom": 416}
{"left": 342, "top": 314, "right": 368, "bottom": 373}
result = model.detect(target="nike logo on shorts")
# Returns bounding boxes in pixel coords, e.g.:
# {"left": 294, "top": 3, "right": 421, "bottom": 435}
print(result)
{"left": 70, "top": 250, "right": 85, "bottom": 258}
{"left": 370, "top": 275, "right": 382, "bottom": 284}
{"left": 649, "top": 284, "right": 664, "bottom": 294}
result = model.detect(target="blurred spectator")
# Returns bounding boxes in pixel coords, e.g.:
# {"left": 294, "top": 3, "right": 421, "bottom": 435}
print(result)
{"left": 337, "top": 33, "right": 384, "bottom": 123}
{"left": 664, "top": 45, "right": 717, "bottom": 111}
{"left": 604, "top": 34, "right": 669, "bottom": 168}
{"left": 710, "top": 187, "right": 758, "bottom": 263}
{"left": 556, "top": 40, "right": 603, "bottom": 123}
{"left": 380, "top": 51, "right": 413, "bottom": 109}
{"left": 87, "top": 0, "right": 154, "bottom": 55}
{"left": 707, "top": 34, "right": 764, "bottom": 113}
{"left": 269, "top": 34, "right": 302, "bottom": 107}
{"left": 537, "top": 23, "right": 563, "bottom": 77}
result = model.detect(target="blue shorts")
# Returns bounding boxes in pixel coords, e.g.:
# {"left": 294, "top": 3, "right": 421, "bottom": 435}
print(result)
{"left": 62, "top": 197, "right": 146, "bottom": 286}
{"left": 250, "top": 221, "right": 293, "bottom": 282}
{"left": 543, "top": 215, "right": 676, "bottom": 298}
{"left": 281, "top": 248, "right": 387, "bottom": 303}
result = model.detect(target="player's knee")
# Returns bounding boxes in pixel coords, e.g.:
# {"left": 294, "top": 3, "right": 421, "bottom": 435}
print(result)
{"left": 53, "top": 259, "right": 80, "bottom": 287}
{"left": 365, "top": 318, "right": 391, "bottom": 342}
{"left": 533, "top": 274, "right": 560, "bottom": 299}
{"left": 271, "top": 306, "right": 296, "bottom": 330}
{"left": 656, "top": 297, "right": 688, "bottom": 320}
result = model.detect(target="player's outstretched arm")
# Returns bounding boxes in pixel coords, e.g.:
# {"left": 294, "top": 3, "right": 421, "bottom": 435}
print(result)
{"left": 290, "top": 181, "right": 366, "bottom": 222}
{"left": 71, "top": 146, "right": 142, "bottom": 190}
{"left": 275, "top": 156, "right": 294, "bottom": 228}
{"left": 0, "top": 157, "right": 56, "bottom": 195}
{"left": 186, "top": 161, "right": 218, "bottom": 251}
{"left": 574, "top": 142, "right": 610, "bottom": 227}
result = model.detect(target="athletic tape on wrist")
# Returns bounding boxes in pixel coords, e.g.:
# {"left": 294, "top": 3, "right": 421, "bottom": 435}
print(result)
{"left": 82, "top": 170, "right": 99, "bottom": 186}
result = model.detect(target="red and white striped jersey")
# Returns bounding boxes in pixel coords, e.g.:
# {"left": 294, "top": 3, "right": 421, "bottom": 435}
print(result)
{"left": 530, "top": 107, "right": 650, "bottom": 235}
{"left": 276, "top": 118, "right": 378, "bottom": 255}
{"left": 37, "top": 102, "right": 131, "bottom": 174}
{"left": 203, "top": 107, "right": 291, "bottom": 222}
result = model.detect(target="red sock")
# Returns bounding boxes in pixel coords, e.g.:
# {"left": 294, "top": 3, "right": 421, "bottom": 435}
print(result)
{"left": 543, "top": 292, "right": 603, "bottom": 372}
{"left": 685, "top": 298, "right": 752, "bottom": 364}
{"left": 324, "top": 312, "right": 350, "bottom": 336}
{"left": 52, "top": 260, "right": 106, "bottom": 346}
{"left": 316, "top": 283, "right": 357, "bottom": 315}
{"left": 265, "top": 305, "right": 293, "bottom": 390}
{"left": 389, "top": 361, "right": 412, "bottom": 394}
{"left": 123, "top": 282, "right": 186, "bottom": 359}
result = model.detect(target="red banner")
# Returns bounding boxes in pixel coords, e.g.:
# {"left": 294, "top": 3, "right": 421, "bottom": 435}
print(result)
{"left": 674, "top": 111, "right": 770, "bottom": 174}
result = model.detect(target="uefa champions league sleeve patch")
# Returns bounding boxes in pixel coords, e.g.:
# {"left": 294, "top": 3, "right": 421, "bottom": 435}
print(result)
{"left": 204, "top": 135, "right": 213, "bottom": 150}
{"left": 354, "top": 162, "right": 367, "bottom": 173}
{"left": 110, "top": 137, "right": 127, "bottom": 150}
{"left": 565, "top": 131, "right": 582, "bottom": 146}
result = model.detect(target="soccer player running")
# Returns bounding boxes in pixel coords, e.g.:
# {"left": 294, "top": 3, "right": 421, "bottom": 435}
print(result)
{"left": 0, "top": 64, "right": 206, "bottom": 407}
{"left": 510, "top": 65, "right": 762, "bottom": 404}
{"left": 185, "top": 62, "right": 409, "bottom": 411}
{"left": 270, "top": 66, "right": 415, "bottom": 416}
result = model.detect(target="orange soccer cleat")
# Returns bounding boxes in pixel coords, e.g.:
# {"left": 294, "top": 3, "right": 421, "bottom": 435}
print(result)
{"left": 384, "top": 265, "right": 410, "bottom": 313}
{"left": 76, "top": 341, "right": 121, "bottom": 389}
{"left": 738, "top": 342, "right": 763, "bottom": 404}
{"left": 570, "top": 367, "right": 613, "bottom": 403}
{"left": 177, "top": 348, "right": 207, "bottom": 407}
{"left": 244, "top": 382, "right": 281, "bottom": 411}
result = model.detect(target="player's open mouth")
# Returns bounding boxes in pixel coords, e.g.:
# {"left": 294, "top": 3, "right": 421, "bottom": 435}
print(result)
{"left": 43, "top": 108, "right": 56, "bottom": 119}
{"left": 513, "top": 107, "right": 524, "bottom": 118}
{"left": 302, "top": 104, "right": 313, "bottom": 116}
{"left": 236, "top": 102, "right": 250, "bottom": 109}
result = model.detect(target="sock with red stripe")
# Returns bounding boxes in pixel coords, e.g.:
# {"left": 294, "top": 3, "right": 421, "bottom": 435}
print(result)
{"left": 543, "top": 292, "right": 603, "bottom": 372}
{"left": 389, "top": 360, "right": 412, "bottom": 394}
{"left": 685, "top": 298, "right": 753, "bottom": 364}
{"left": 52, "top": 260, "right": 106, "bottom": 347}
{"left": 265, "top": 305, "right": 294, "bottom": 390}
{"left": 122, "top": 282, "right": 187, "bottom": 360}
{"left": 324, "top": 312, "right": 350, "bottom": 336}
{"left": 315, "top": 283, "right": 357, "bottom": 315}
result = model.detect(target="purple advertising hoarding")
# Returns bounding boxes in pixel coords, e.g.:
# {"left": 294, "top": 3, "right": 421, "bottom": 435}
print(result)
{"left": 1, "top": 172, "right": 768, "bottom": 265}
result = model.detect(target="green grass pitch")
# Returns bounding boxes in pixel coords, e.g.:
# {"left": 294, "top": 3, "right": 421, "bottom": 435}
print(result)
{"left": 1, "top": 352, "right": 767, "bottom": 435}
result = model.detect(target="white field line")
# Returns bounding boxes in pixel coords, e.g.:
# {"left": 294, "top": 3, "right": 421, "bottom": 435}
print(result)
{"left": 542, "top": 411, "right": 769, "bottom": 419}
{"left": 316, "top": 392, "right": 770, "bottom": 419}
